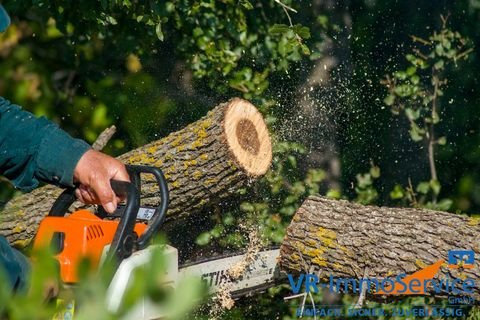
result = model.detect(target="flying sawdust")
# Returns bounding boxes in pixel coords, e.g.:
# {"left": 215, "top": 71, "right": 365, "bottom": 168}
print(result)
{"left": 209, "top": 225, "right": 263, "bottom": 318}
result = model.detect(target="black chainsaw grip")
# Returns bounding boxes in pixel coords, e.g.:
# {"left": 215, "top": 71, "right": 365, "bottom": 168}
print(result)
{"left": 129, "top": 166, "right": 169, "bottom": 249}
{"left": 107, "top": 180, "right": 140, "bottom": 265}
{"left": 48, "top": 180, "right": 136, "bottom": 217}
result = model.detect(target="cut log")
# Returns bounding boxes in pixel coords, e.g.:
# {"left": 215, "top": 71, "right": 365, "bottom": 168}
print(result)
{"left": 279, "top": 196, "right": 480, "bottom": 300}
{"left": 0, "top": 98, "right": 272, "bottom": 248}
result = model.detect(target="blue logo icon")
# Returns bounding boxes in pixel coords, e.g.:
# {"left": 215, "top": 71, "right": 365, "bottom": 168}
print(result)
{"left": 448, "top": 250, "right": 474, "bottom": 269}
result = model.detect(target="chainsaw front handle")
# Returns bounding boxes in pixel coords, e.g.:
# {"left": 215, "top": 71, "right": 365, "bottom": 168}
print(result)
{"left": 106, "top": 180, "right": 140, "bottom": 265}
{"left": 127, "top": 165, "right": 169, "bottom": 249}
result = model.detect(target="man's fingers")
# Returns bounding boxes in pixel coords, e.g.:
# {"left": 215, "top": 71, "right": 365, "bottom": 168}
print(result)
{"left": 76, "top": 184, "right": 118, "bottom": 211}
{"left": 73, "top": 150, "right": 131, "bottom": 211}
{"left": 90, "top": 178, "right": 117, "bottom": 213}
{"left": 75, "top": 189, "right": 84, "bottom": 203}
{"left": 112, "top": 164, "right": 130, "bottom": 202}
{"left": 75, "top": 187, "right": 95, "bottom": 204}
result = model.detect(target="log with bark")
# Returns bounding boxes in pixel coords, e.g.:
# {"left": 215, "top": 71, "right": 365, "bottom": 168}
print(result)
{"left": 279, "top": 196, "right": 480, "bottom": 300}
{"left": 0, "top": 98, "right": 272, "bottom": 247}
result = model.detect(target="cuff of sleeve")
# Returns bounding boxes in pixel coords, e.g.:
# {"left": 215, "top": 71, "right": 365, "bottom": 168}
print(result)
{"left": 36, "top": 126, "right": 91, "bottom": 187}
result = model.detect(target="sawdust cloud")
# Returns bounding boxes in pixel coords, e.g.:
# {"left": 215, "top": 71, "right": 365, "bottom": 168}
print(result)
{"left": 208, "top": 224, "right": 263, "bottom": 319}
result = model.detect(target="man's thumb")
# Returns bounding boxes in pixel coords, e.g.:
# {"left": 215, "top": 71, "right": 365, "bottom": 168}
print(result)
{"left": 92, "top": 179, "right": 117, "bottom": 213}
{"left": 104, "top": 201, "right": 116, "bottom": 213}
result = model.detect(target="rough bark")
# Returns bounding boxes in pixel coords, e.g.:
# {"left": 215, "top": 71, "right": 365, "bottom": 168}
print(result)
{"left": 279, "top": 196, "right": 480, "bottom": 300}
{"left": 0, "top": 98, "right": 272, "bottom": 248}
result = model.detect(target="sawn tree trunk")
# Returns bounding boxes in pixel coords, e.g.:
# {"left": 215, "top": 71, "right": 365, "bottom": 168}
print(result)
{"left": 279, "top": 196, "right": 480, "bottom": 300}
{"left": 0, "top": 98, "right": 272, "bottom": 248}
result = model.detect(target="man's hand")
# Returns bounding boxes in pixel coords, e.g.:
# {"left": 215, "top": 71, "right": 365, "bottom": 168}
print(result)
{"left": 73, "top": 150, "right": 130, "bottom": 213}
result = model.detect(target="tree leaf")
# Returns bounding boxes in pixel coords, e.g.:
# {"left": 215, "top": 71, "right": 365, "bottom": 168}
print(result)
{"left": 284, "top": 195, "right": 298, "bottom": 205}
{"left": 195, "top": 232, "right": 211, "bottom": 245}
{"left": 430, "top": 179, "right": 441, "bottom": 196}
{"left": 269, "top": 24, "right": 290, "bottom": 35}
{"left": 435, "top": 198, "right": 453, "bottom": 211}
{"left": 405, "top": 107, "right": 420, "bottom": 120}
{"left": 434, "top": 59, "right": 444, "bottom": 70}
{"left": 317, "top": 15, "right": 328, "bottom": 28}
{"left": 390, "top": 184, "right": 405, "bottom": 200}
{"left": 300, "top": 43, "right": 310, "bottom": 55}
{"left": 432, "top": 110, "right": 440, "bottom": 124}
{"left": 326, "top": 189, "right": 341, "bottom": 199}
{"left": 409, "top": 125, "right": 424, "bottom": 142}
{"left": 293, "top": 24, "right": 311, "bottom": 39}
{"left": 384, "top": 94, "right": 395, "bottom": 106}
{"left": 156, "top": 22, "right": 164, "bottom": 41}
{"left": 406, "top": 66, "right": 417, "bottom": 76}
{"left": 240, "top": 202, "right": 255, "bottom": 212}
{"left": 370, "top": 165, "right": 381, "bottom": 178}
{"left": 105, "top": 15, "right": 118, "bottom": 25}
{"left": 240, "top": 0, "right": 254, "bottom": 10}
{"left": 356, "top": 173, "right": 372, "bottom": 189}
{"left": 411, "top": 75, "right": 420, "bottom": 84}
{"left": 287, "top": 155, "right": 297, "bottom": 168}
{"left": 416, "top": 181, "right": 430, "bottom": 194}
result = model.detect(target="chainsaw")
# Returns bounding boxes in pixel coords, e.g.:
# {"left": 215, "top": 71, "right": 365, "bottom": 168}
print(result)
{"left": 32, "top": 165, "right": 284, "bottom": 319}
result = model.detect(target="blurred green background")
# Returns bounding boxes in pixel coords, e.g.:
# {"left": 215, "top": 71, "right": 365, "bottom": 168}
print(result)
{"left": 0, "top": 0, "right": 479, "bottom": 319}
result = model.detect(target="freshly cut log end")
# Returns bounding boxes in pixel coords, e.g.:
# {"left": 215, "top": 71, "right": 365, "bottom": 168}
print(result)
{"left": 223, "top": 98, "right": 272, "bottom": 177}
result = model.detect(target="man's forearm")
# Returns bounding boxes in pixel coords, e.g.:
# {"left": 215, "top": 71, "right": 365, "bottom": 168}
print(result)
{"left": 0, "top": 97, "right": 90, "bottom": 191}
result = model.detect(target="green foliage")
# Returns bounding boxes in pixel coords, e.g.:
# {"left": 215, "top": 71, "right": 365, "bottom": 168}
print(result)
{"left": 382, "top": 17, "right": 472, "bottom": 210}
{"left": 382, "top": 17, "right": 471, "bottom": 144}
{"left": 354, "top": 164, "right": 380, "bottom": 205}
{"left": 9, "top": 0, "right": 311, "bottom": 96}
{"left": 251, "top": 142, "right": 326, "bottom": 243}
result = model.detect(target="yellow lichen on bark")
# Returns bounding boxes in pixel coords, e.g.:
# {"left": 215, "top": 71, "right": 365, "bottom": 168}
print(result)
{"left": 468, "top": 217, "right": 480, "bottom": 226}
{"left": 316, "top": 227, "right": 337, "bottom": 248}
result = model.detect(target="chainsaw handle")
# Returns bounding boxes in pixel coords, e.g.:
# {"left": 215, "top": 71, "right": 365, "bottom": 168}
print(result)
{"left": 48, "top": 179, "right": 137, "bottom": 218}
{"left": 107, "top": 180, "right": 140, "bottom": 265}
{"left": 127, "top": 165, "right": 169, "bottom": 249}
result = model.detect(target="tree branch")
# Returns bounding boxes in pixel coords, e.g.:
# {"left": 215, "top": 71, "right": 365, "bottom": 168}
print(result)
{"left": 92, "top": 125, "right": 117, "bottom": 151}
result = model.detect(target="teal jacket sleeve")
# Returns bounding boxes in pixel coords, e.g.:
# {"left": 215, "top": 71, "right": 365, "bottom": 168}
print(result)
{"left": 0, "top": 97, "right": 91, "bottom": 191}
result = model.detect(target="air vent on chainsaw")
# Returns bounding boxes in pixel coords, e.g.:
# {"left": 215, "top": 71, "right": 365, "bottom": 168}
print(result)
{"left": 86, "top": 224, "right": 105, "bottom": 240}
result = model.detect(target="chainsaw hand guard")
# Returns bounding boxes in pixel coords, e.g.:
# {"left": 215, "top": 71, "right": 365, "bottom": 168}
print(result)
{"left": 105, "top": 180, "right": 140, "bottom": 267}
{"left": 128, "top": 165, "right": 169, "bottom": 249}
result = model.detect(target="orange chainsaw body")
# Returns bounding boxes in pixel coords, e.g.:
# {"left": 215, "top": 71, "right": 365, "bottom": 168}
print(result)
{"left": 32, "top": 209, "right": 147, "bottom": 284}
